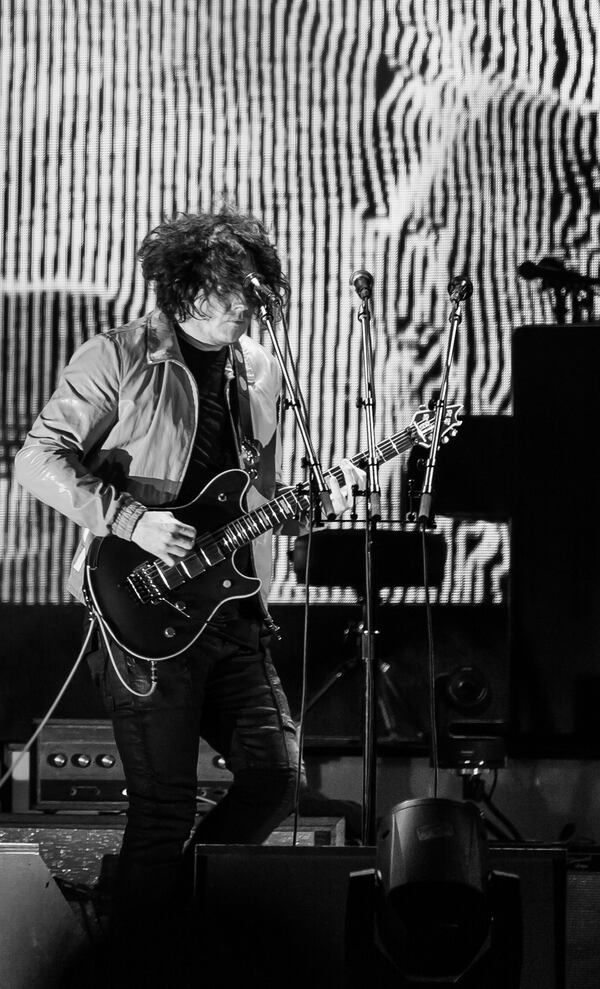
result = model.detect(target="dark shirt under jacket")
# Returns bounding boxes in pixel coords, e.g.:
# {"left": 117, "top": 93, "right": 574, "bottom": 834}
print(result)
{"left": 175, "top": 331, "right": 238, "bottom": 506}
{"left": 175, "top": 328, "right": 256, "bottom": 603}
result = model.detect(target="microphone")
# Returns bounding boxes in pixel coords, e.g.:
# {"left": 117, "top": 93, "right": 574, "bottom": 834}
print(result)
{"left": 350, "top": 269, "right": 374, "bottom": 300}
{"left": 243, "top": 272, "right": 280, "bottom": 305}
{"left": 448, "top": 276, "right": 473, "bottom": 302}
{"left": 517, "top": 260, "right": 551, "bottom": 281}
{"left": 517, "top": 258, "right": 600, "bottom": 289}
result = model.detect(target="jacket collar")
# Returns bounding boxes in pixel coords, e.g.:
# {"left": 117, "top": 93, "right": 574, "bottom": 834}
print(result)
{"left": 146, "top": 309, "right": 182, "bottom": 364}
{"left": 145, "top": 308, "right": 256, "bottom": 382}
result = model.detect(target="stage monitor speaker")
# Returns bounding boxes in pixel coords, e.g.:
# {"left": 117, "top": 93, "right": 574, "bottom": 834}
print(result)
{"left": 0, "top": 843, "right": 87, "bottom": 988}
{"left": 194, "top": 843, "right": 564, "bottom": 989}
{"left": 194, "top": 845, "right": 374, "bottom": 989}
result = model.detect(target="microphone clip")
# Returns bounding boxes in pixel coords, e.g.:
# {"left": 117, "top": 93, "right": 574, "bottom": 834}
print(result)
{"left": 243, "top": 272, "right": 280, "bottom": 307}
{"left": 350, "top": 269, "right": 374, "bottom": 300}
{"left": 448, "top": 276, "right": 473, "bottom": 303}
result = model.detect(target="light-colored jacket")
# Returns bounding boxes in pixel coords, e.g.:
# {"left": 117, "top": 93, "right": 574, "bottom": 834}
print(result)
{"left": 14, "top": 309, "right": 284, "bottom": 610}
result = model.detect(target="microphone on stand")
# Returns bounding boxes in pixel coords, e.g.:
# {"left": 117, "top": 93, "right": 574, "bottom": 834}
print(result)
{"left": 242, "top": 272, "right": 281, "bottom": 305}
{"left": 350, "top": 270, "right": 374, "bottom": 300}
{"left": 517, "top": 258, "right": 600, "bottom": 289}
{"left": 448, "top": 276, "right": 473, "bottom": 303}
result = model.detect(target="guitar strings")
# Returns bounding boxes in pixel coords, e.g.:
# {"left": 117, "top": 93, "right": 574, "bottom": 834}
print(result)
{"left": 145, "top": 412, "right": 455, "bottom": 583}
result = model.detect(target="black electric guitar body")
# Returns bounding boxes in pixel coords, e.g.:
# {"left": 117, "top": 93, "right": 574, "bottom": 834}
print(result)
{"left": 85, "top": 405, "right": 462, "bottom": 661}
{"left": 86, "top": 469, "right": 261, "bottom": 661}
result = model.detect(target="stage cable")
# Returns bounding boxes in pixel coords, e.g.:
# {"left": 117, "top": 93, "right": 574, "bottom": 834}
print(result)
{"left": 421, "top": 524, "right": 440, "bottom": 798}
{"left": 0, "top": 614, "right": 97, "bottom": 794}
{"left": 292, "top": 493, "right": 314, "bottom": 846}
{"left": 482, "top": 789, "right": 524, "bottom": 842}
{"left": 266, "top": 292, "right": 313, "bottom": 846}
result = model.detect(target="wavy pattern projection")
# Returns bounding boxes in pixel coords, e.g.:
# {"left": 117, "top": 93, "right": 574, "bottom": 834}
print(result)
{"left": 1, "top": 0, "right": 598, "bottom": 603}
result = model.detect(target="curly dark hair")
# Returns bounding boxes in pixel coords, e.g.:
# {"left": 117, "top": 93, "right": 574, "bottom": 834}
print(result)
{"left": 137, "top": 209, "right": 289, "bottom": 321}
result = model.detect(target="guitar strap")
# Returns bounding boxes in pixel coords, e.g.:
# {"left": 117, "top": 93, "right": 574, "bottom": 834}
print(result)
{"left": 229, "top": 343, "right": 262, "bottom": 480}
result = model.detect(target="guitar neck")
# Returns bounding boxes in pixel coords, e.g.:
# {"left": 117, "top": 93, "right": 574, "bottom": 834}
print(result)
{"left": 148, "top": 406, "right": 460, "bottom": 591}
{"left": 206, "top": 423, "right": 418, "bottom": 556}
{"left": 323, "top": 424, "right": 419, "bottom": 486}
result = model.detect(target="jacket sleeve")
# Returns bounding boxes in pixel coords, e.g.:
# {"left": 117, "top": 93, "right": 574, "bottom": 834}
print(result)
{"left": 13, "top": 333, "right": 146, "bottom": 539}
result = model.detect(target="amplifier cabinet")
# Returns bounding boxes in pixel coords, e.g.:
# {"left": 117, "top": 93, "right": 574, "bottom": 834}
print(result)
{"left": 30, "top": 718, "right": 233, "bottom": 811}
{"left": 32, "top": 719, "right": 126, "bottom": 810}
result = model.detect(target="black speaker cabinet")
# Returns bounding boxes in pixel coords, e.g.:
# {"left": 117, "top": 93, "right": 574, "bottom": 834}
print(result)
{"left": 566, "top": 850, "right": 600, "bottom": 989}
{"left": 402, "top": 415, "right": 513, "bottom": 520}
{"left": 512, "top": 325, "right": 600, "bottom": 751}
{"left": 194, "top": 842, "right": 565, "bottom": 989}
{"left": 490, "top": 843, "right": 566, "bottom": 989}
{"left": 195, "top": 845, "right": 374, "bottom": 988}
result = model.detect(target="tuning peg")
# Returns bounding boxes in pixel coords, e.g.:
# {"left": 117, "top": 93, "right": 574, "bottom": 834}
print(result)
{"left": 441, "top": 436, "right": 449, "bottom": 444}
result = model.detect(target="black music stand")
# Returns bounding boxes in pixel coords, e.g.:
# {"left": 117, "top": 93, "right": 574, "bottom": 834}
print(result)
{"left": 402, "top": 416, "right": 513, "bottom": 522}
{"left": 291, "top": 528, "right": 447, "bottom": 731}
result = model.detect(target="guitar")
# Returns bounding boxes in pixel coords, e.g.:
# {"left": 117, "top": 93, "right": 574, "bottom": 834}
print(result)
{"left": 85, "top": 404, "right": 462, "bottom": 661}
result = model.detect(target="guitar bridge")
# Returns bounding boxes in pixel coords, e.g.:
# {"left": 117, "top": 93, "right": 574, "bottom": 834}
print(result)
{"left": 126, "top": 561, "right": 166, "bottom": 604}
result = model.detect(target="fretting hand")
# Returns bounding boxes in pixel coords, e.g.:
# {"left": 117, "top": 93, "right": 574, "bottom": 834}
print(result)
{"left": 326, "top": 458, "right": 366, "bottom": 516}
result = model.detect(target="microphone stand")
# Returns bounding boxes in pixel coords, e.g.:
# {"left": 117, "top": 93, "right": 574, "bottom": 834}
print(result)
{"left": 352, "top": 272, "right": 381, "bottom": 846}
{"left": 417, "top": 276, "right": 472, "bottom": 793}
{"left": 418, "top": 277, "right": 472, "bottom": 527}
{"left": 253, "top": 297, "right": 334, "bottom": 519}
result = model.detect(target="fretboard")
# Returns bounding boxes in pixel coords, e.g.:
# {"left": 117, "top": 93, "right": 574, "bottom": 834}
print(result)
{"left": 141, "top": 402, "right": 465, "bottom": 595}
{"left": 216, "top": 421, "right": 420, "bottom": 549}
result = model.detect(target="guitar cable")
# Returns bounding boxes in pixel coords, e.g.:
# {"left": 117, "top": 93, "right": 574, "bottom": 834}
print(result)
{"left": 95, "top": 611, "right": 158, "bottom": 699}
{"left": 0, "top": 604, "right": 160, "bottom": 798}
{"left": 0, "top": 614, "right": 98, "bottom": 794}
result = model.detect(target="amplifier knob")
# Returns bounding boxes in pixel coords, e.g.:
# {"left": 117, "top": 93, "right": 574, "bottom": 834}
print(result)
{"left": 71, "top": 753, "right": 92, "bottom": 768}
{"left": 96, "top": 753, "right": 116, "bottom": 768}
{"left": 47, "top": 752, "right": 68, "bottom": 768}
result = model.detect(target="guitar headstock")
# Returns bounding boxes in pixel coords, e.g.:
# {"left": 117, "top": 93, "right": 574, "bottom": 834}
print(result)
{"left": 411, "top": 403, "right": 463, "bottom": 448}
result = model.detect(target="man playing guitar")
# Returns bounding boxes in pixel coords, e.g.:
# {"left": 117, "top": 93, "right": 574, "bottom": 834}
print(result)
{"left": 15, "top": 209, "right": 364, "bottom": 986}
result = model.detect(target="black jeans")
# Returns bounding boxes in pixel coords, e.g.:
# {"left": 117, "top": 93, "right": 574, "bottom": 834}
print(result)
{"left": 86, "top": 608, "right": 301, "bottom": 985}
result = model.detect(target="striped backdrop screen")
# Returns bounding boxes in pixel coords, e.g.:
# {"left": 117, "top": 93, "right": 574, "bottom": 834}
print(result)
{"left": 1, "top": 0, "right": 599, "bottom": 605}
